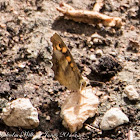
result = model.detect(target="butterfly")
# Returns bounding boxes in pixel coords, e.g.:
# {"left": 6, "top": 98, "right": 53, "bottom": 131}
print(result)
{"left": 50, "top": 33, "right": 86, "bottom": 91}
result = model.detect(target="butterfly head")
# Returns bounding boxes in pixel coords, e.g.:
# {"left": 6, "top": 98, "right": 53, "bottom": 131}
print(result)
{"left": 80, "top": 79, "right": 86, "bottom": 90}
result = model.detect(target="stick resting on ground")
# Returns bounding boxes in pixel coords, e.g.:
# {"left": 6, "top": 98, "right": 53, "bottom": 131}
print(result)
{"left": 57, "top": 2, "right": 123, "bottom": 27}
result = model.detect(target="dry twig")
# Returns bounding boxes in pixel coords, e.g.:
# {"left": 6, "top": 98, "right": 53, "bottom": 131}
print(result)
{"left": 57, "top": 2, "right": 123, "bottom": 27}
{"left": 92, "top": 0, "right": 104, "bottom": 12}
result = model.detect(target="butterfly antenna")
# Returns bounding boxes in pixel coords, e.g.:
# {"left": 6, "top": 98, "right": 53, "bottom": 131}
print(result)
{"left": 89, "top": 80, "right": 105, "bottom": 85}
{"left": 80, "top": 81, "right": 82, "bottom": 91}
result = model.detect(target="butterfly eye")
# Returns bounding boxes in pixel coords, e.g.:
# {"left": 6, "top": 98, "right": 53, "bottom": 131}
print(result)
{"left": 80, "top": 79, "right": 86, "bottom": 90}
{"left": 82, "top": 81, "right": 86, "bottom": 87}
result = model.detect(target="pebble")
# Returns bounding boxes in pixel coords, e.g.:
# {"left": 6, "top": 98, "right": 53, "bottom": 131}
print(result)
{"left": 2, "top": 98, "right": 39, "bottom": 129}
{"left": 100, "top": 108, "right": 129, "bottom": 130}
{"left": 136, "top": 103, "right": 140, "bottom": 110}
{"left": 0, "top": 81, "right": 10, "bottom": 93}
{"left": 0, "top": 23, "right": 6, "bottom": 29}
{"left": 32, "top": 131, "right": 43, "bottom": 140}
{"left": 95, "top": 49, "right": 103, "bottom": 57}
{"left": 89, "top": 54, "right": 96, "bottom": 61}
{"left": 125, "top": 85, "right": 139, "bottom": 100}
{"left": 46, "top": 115, "right": 51, "bottom": 121}
{"left": 18, "top": 62, "right": 26, "bottom": 68}
{"left": 110, "top": 51, "right": 117, "bottom": 57}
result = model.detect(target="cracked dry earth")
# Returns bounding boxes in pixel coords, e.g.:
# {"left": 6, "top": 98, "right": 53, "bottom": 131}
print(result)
{"left": 0, "top": 0, "right": 140, "bottom": 140}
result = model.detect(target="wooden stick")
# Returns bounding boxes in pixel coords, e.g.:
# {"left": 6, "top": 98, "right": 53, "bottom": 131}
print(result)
{"left": 57, "top": 2, "right": 123, "bottom": 27}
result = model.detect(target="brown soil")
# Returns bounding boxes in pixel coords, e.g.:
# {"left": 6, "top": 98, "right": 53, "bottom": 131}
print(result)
{"left": 0, "top": 0, "right": 139, "bottom": 140}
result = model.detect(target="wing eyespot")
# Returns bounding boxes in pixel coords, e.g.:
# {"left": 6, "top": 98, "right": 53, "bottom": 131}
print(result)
{"left": 56, "top": 44, "right": 62, "bottom": 51}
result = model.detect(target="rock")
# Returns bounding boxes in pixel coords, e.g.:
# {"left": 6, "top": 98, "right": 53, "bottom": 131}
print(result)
{"left": 2, "top": 98, "right": 39, "bottom": 129}
{"left": 32, "top": 131, "right": 43, "bottom": 140}
{"left": 94, "top": 55, "right": 123, "bottom": 78}
{"left": 89, "top": 54, "right": 96, "bottom": 61}
{"left": 110, "top": 51, "right": 117, "bottom": 57}
{"left": 128, "top": 39, "right": 140, "bottom": 53}
{"left": 87, "top": 33, "right": 106, "bottom": 47}
{"left": 136, "top": 103, "right": 140, "bottom": 110}
{"left": 95, "top": 49, "right": 103, "bottom": 57}
{"left": 46, "top": 115, "right": 51, "bottom": 121}
{"left": 61, "top": 87, "right": 99, "bottom": 133}
{"left": 0, "top": 81, "right": 10, "bottom": 94}
{"left": 91, "top": 33, "right": 104, "bottom": 45}
{"left": 0, "top": 131, "right": 7, "bottom": 138}
{"left": 125, "top": 85, "right": 139, "bottom": 100}
{"left": 100, "top": 108, "right": 129, "bottom": 130}
{"left": 0, "top": 23, "right": 6, "bottom": 29}
{"left": 0, "top": 98, "right": 8, "bottom": 113}
{"left": 18, "top": 62, "right": 26, "bottom": 68}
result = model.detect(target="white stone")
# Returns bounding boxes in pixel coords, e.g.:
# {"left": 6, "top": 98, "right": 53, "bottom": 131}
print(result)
{"left": 32, "top": 131, "right": 43, "bottom": 140}
{"left": 136, "top": 103, "right": 140, "bottom": 110}
{"left": 125, "top": 85, "right": 139, "bottom": 100}
{"left": 61, "top": 87, "right": 99, "bottom": 133}
{"left": 2, "top": 98, "right": 39, "bottom": 129}
{"left": 0, "top": 131, "right": 7, "bottom": 138}
{"left": 18, "top": 62, "right": 26, "bottom": 68}
{"left": 89, "top": 54, "right": 96, "bottom": 61}
{"left": 95, "top": 49, "right": 103, "bottom": 57}
{"left": 100, "top": 108, "right": 129, "bottom": 130}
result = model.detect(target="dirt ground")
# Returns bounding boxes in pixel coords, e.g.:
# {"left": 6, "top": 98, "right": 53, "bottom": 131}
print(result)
{"left": 0, "top": 0, "right": 140, "bottom": 140}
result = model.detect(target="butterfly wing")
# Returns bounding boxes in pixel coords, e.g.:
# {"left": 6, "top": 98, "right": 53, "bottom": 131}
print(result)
{"left": 51, "top": 33, "right": 85, "bottom": 91}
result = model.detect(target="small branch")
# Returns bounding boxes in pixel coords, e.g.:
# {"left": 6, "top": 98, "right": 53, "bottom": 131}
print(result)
{"left": 93, "top": 0, "right": 104, "bottom": 12}
{"left": 57, "top": 2, "right": 123, "bottom": 27}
